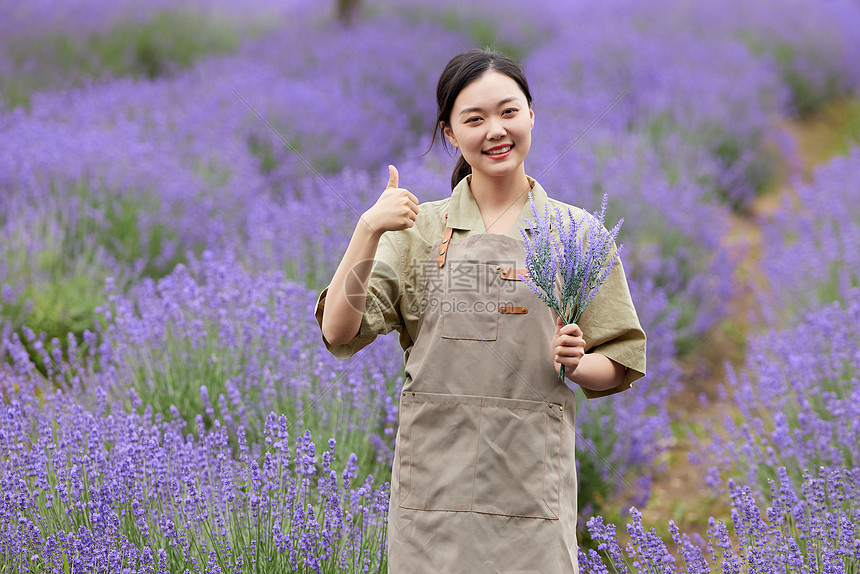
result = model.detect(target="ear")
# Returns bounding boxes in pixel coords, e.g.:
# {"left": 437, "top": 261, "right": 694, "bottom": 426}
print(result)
{"left": 442, "top": 121, "right": 459, "bottom": 148}
{"left": 529, "top": 107, "right": 535, "bottom": 130}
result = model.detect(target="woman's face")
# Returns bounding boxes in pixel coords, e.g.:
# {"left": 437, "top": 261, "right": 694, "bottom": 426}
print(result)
{"left": 443, "top": 71, "right": 534, "bottom": 180}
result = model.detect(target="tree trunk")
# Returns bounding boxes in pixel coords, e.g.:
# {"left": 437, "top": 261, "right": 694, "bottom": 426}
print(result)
{"left": 337, "top": 0, "right": 361, "bottom": 25}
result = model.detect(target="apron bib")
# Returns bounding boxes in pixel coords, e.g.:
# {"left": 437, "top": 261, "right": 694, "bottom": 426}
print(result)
{"left": 387, "top": 229, "right": 582, "bottom": 574}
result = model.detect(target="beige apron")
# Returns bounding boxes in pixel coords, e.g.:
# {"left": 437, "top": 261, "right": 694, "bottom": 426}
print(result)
{"left": 388, "top": 226, "right": 581, "bottom": 574}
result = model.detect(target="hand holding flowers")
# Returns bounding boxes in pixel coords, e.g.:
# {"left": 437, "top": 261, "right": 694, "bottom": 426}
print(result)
{"left": 521, "top": 193, "right": 623, "bottom": 380}
{"left": 552, "top": 317, "right": 586, "bottom": 376}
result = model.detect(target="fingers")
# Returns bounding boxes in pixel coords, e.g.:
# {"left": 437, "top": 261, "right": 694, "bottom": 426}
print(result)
{"left": 554, "top": 333, "right": 585, "bottom": 351}
{"left": 554, "top": 319, "right": 583, "bottom": 339}
{"left": 553, "top": 331, "right": 585, "bottom": 375}
{"left": 387, "top": 164, "right": 399, "bottom": 189}
{"left": 554, "top": 343, "right": 585, "bottom": 357}
{"left": 406, "top": 195, "right": 419, "bottom": 217}
{"left": 406, "top": 191, "right": 419, "bottom": 208}
{"left": 558, "top": 322, "right": 583, "bottom": 337}
{"left": 552, "top": 319, "right": 586, "bottom": 376}
{"left": 553, "top": 319, "right": 585, "bottom": 357}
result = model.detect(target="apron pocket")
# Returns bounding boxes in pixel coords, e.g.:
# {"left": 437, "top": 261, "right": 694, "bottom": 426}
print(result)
{"left": 397, "top": 392, "right": 482, "bottom": 511}
{"left": 471, "top": 396, "right": 563, "bottom": 519}
{"left": 440, "top": 262, "right": 501, "bottom": 341}
{"left": 397, "top": 392, "right": 563, "bottom": 520}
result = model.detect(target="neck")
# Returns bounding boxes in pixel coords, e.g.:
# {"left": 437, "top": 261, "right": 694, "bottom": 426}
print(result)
{"left": 468, "top": 167, "right": 531, "bottom": 213}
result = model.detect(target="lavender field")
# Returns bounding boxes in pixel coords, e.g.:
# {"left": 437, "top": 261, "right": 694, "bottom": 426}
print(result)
{"left": 1, "top": 0, "right": 859, "bottom": 572}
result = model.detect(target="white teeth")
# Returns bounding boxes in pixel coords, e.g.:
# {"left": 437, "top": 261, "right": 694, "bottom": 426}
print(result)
{"left": 485, "top": 146, "right": 511, "bottom": 155}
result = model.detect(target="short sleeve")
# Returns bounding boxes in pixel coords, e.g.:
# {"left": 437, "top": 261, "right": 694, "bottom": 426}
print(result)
{"left": 576, "top": 254, "right": 647, "bottom": 399}
{"left": 314, "top": 232, "right": 404, "bottom": 359}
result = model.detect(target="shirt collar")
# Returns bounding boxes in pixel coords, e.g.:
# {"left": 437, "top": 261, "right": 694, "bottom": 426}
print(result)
{"left": 447, "top": 174, "right": 554, "bottom": 236}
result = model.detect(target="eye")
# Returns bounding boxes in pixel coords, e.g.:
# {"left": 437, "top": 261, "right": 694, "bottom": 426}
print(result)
{"left": 502, "top": 108, "right": 518, "bottom": 116}
{"left": 466, "top": 116, "right": 482, "bottom": 124}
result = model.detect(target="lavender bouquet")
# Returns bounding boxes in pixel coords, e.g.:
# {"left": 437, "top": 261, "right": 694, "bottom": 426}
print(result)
{"left": 521, "top": 194, "right": 624, "bottom": 380}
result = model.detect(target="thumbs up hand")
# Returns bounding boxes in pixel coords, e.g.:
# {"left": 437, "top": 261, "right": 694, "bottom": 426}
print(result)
{"left": 362, "top": 165, "right": 420, "bottom": 235}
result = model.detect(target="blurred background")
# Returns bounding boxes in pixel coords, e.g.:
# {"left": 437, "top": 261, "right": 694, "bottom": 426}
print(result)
{"left": 1, "top": 0, "right": 859, "bottom": 571}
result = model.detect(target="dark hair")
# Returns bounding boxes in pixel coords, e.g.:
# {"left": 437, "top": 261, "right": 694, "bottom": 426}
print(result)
{"left": 429, "top": 49, "right": 533, "bottom": 189}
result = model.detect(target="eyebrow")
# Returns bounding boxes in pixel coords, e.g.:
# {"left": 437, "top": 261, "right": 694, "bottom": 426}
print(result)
{"left": 457, "top": 96, "right": 523, "bottom": 117}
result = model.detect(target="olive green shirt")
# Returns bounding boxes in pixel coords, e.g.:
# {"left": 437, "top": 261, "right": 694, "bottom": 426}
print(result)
{"left": 314, "top": 175, "right": 646, "bottom": 398}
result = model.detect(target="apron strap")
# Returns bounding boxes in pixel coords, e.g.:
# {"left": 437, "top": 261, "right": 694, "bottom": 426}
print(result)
{"left": 500, "top": 267, "right": 528, "bottom": 281}
{"left": 500, "top": 305, "right": 529, "bottom": 314}
{"left": 437, "top": 211, "right": 453, "bottom": 268}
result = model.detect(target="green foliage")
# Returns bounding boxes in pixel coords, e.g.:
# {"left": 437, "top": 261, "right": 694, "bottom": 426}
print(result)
{"left": 572, "top": 386, "right": 656, "bottom": 525}
{"left": 820, "top": 97, "right": 860, "bottom": 157}
{"left": 739, "top": 35, "right": 849, "bottom": 117}
{"left": 769, "top": 42, "right": 843, "bottom": 117}
{"left": 102, "top": 190, "right": 185, "bottom": 279}
{"left": 2, "top": 11, "right": 241, "bottom": 109}
{"left": 116, "top": 301, "right": 397, "bottom": 481}
{"left": 589, "top": 145, "right": 733, "bottom": 356}
{"left": 1, "top": 203, "right": 112, "bottom": 368}
{"left": 645, "top": 111, "right": 780, "bottom": 213}
{"left": 247, "top": 134, "right": 279, "bottom": 175}
{"left": 0, "top": 180, "right": 186, "bottom": 372}
{"left": 724, "top": 338, "right": 859, "bottom": 494}
{"left": 575, "top": 439, "right": 615, "bottom": 520}
{"left": 784, "top": 68, "right": 843, "bottom": 117}
{"left": 9, "top": 409, "right": 388, "bottom": 574}
{"left": 95, "top": 12, "right": 239, "bottom": 79}
{"left": 395, "top": 6, "right": 526, "bottom": 60}
{"left": 843, "top": 99, "right": 860, "bottom": 147}
{"left": 816, "top": 259, "right": 859, "bottom": 307}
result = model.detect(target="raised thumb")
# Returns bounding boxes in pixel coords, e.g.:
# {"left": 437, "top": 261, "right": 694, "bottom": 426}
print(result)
{"left": 386, "top": 164, "right": 399, "bottom": 189}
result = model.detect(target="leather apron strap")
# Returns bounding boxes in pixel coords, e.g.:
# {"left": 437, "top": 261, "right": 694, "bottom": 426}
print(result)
{"left": 437, "top": 211, "right": 453, "bottom": 268}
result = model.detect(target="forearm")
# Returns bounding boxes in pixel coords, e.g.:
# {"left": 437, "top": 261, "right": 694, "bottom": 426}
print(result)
{"left": 321, "top": 218, "right": 382, "bottom": 345}
{"left": 567, "top": 352, "right": 625, "bottom": 392}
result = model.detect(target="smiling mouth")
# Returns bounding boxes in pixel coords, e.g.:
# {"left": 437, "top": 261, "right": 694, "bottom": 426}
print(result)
{"left": 483, "top": 145, "right": 513, "bottom": 156}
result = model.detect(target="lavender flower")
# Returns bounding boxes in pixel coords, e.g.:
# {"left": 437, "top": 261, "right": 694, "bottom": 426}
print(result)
{"left": 2, "top": 0, "right": 859, "bottom": 562}
{"left": 580, "top": 466, "right": 860, "bottom": 573}
{"left": 697, "top": 289, "right": 860, "bottom": 494}
{"left": 521, "top": 193, "right": 623, "bottom": 379}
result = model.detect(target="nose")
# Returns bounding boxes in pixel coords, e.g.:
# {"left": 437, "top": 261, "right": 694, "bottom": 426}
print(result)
{"left": 486, "top": 118, "right": 506, "bottom": 140}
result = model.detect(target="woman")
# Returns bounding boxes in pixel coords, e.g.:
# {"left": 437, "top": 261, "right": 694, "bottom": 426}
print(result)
{"left": 316, "top": 49, "right": 646, "bottom": 573}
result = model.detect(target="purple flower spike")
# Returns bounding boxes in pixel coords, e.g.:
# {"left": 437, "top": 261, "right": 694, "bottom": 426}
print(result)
{"left": 521, "top": 193, "right": 623, "bottom": 379}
